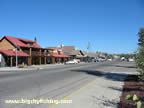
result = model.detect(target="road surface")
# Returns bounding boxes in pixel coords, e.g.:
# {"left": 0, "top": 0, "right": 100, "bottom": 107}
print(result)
{"left": 0, "top": 61, "right": 136, "bottom": 108}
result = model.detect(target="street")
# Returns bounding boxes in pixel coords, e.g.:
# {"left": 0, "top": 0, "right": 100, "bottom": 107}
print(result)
{"left": 0, "top": 61, "right": 137, "bottom": 108}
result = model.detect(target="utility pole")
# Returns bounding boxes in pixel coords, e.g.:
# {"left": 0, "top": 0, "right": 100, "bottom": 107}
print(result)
{"left": 87, "top": 41, "right": 91, "bottom": 62}
{"left": 87, "top": 41, "right": 90, "bottom": 53}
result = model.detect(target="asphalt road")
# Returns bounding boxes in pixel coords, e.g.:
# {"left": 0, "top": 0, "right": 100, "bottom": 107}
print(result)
{"left": 0, "top": 61, "right": 135, "bottom": 108}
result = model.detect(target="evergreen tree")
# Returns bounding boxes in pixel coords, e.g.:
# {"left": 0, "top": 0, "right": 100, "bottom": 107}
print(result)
{"left": 137, "top": 28, "right": 144, "bottom": 80}
{"left": 138, "top": 28, "right": 144, "bottom": 47}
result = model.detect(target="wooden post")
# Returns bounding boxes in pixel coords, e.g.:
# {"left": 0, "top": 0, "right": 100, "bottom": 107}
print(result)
{"left": 28, "top": 48, "right": 32, "bottom": 65}
{"left": 67, "top": 57, "right": 70, "bottom": 61}
{"left": 44, "top": 56, "right": 46, "bottom": 64}
{"left": 28, "top": 57, "right": 31, "bottom": 65}
{"left": 44, "top": 49, "right": 46, "bottom": 64}
{"left": 27, "top": 57, "right": 28, "bottom": 65}
{"left": 39, "top": 49, "right": 41, "bottom": 65}
{"left": 59, "top": 58, "right": 61, "bottom": 64}
{"left": 30, "top": 48, "right": 32, "bottom": 56}
{"left": 51, "top": 57, "right": 55, "bottom": 64}
{"left": 10, "top": 56, "right": 13, "bottom": 67}
{"left": 63, "top": 58, "right": 65, "bottom": 63}
{"left": 44, "top": 49, "right": 47, "bottom": 56}
{"left": 39, "top": 57, "right": 41, "bottom": 65}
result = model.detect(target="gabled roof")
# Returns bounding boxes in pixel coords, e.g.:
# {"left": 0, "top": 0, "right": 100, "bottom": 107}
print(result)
{"left": 62, "top": 46, "right": 75, "bottom": 56}
{"left": 1, "top": 36, "right": 41, "bottom": 48}
{"left": 71, "top": 50, "right": 85, "bottom": 56}
{"left": 0, "top": 49, "right": 29, "bottom": 56}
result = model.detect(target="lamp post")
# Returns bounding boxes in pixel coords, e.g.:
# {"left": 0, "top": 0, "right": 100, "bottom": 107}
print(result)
{"left": 16, "top": 46, "right": 18, "bottom": 67}
{"left": 14, "top": 42, "right": 19, "bottom": 68}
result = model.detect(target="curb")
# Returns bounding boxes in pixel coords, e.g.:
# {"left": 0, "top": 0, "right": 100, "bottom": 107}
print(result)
{"left": 0, "top": 68, "right": 38, "bottom": 72}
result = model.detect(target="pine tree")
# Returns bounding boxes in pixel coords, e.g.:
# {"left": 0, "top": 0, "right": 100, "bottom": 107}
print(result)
{"left": 137, "top": 28, "right": 144, "bottom": 80}
{"left": 138, "top": 28, "right": 144, "bottom": 47}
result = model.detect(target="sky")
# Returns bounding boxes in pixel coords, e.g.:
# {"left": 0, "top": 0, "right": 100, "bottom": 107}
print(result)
{"left": 0, "top": 0, "right": 144, "bottom": 54}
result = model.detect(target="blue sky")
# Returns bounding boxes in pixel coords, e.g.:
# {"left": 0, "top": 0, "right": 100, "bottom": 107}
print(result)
{"left": 0, "top": 0, "right": 144, "bottom": 54}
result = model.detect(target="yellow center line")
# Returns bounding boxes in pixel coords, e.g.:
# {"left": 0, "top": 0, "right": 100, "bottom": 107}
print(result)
{"left": 48, "top": 77, "right": 99, "bottom": 108}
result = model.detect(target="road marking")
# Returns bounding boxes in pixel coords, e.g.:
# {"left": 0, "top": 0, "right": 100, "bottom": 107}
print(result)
{"left": 48, "top": 77, "right": 99, "bottom": 108}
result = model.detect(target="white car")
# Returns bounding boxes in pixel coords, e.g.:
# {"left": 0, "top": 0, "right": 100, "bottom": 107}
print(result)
{"left": 107, "top": 58, "right": 112, "bottom": 61}
{"left": 128, "top": 58, "right": 135, "bottom": 62}
{"left": 121, "top": 57, "right": 125, "bottom": 61}
{"left": 65, "top": 60, "right": 78, "bottom": 64}
{"left": 96, "top": 58, "right": 107, "bottom": 62}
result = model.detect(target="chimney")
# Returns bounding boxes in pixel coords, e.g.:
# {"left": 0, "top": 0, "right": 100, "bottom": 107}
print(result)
{"left": 34, "top": 37, "right": 37, "bottom": 43}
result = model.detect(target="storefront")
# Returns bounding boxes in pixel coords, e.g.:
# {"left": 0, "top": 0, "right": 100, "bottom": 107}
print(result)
{"left": 48, "top": 54, "right": 69, "bottom": 64}
{"left": 0, "top": 49, "right": 29, "bottom": 67}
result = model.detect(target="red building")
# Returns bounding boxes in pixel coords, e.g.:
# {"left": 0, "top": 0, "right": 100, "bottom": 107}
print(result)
{"left": 0, "top": 36, "right": 69, "bottom": 67}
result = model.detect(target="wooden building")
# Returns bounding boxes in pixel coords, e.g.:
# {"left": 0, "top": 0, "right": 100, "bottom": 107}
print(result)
{"left": 62, "top": 46, "right": 86, "bottom": 62}
{"left": 46, "top": 47, "right": 69, "bottom": 64}
{"left": 0, "top": 36, "right": 69, "bottom": 67}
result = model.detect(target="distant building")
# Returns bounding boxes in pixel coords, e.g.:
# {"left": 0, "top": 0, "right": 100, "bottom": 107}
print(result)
{"left": 62, "top": 46, "right": 87, "bottom": 61}
{"left": 62, "top": 46, "right": 75, "bottom": 56}
{"left": 46, "top": 47, "right": 69, "bottom": 64}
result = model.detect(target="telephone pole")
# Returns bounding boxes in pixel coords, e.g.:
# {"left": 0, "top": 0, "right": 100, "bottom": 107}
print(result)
{"left": 87, "top": 41, "right": 91, "bottom": 62}
{"left": 87, "top": 41, "right": 91, "bottom": 53}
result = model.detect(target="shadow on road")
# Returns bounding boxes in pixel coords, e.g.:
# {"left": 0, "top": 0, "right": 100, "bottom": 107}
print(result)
{"left": 70, "top": 69, "right": 131, "bottom": 82}
{"left": 107, "top": 86, "right": 123, "bottom": 92}
{"left": 114, "top": 65, "right": 136, "bottom": 69}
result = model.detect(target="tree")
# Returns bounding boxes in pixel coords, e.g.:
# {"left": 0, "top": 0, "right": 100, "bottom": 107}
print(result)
{"left": 136, "top": 47, "right": 144, "bottom": 80}
{"left": 137, "top": 28, "right": 144, "bottom": 80}
{"left": 138, "top": 28, "right": 144, "bottom": 47}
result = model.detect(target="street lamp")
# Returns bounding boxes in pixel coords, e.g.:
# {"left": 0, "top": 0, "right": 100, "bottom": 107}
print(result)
{"left": 14, "top": 42, "right": 19, "bottom": 68}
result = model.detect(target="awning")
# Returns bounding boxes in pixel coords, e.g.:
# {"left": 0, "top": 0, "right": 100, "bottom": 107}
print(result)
{"left": 51, "top": 54, "right": 69, "bottom": 58}
{"left": 0, "top": 49, "right": 29, "bottom": 57}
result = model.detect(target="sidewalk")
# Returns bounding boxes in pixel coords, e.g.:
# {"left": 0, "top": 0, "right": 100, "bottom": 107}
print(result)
{"left": 50, "top": 62, "right": 138, "bottom": 108}
{"left": 51, "top": 72, "right": 135, "bottom": 108}
{"left": 0, "top": 66, "right": 36, "bottom": 72}
{"left": 0, "top": 64, "right": 64, "bottom": 72}
{"left": 0, "top": 62, "right": 86, "bottom": 72}
{"left": 30, "top": 64, "right": 64, "bottom": 68}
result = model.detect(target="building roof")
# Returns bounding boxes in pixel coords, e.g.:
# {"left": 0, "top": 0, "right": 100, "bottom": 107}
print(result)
{"left": 1, "top": 36, "right": 41, "bottom": 48}
{"left": 70, "top": 50, "right": 85, "bottom": 56}
{"left": 0, "top": 49, "right": 29, "bottom": 56}
{"left": 51, "top": 54, "right": 69, "bottom": 58}
{"left": 71, "top": 50, "right": 80, "bottom": 55}
{"left": 87, "top": 52, "right": 98, "bottom": 57}
{"left": 62, "top": 46, "right": 75, "bottom": 56}
{"left": 46, "top": 47, "right": 59, "bottom": 50}
{"left": 46, "top": 47, "right": 57, "bottom": 49}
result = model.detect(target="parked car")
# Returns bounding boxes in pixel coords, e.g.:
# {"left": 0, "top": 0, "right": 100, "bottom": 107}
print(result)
{"left": 87, "top": 58, "right": 94, "bottom": 62}
{"left": 65, "top": 59, "right": 78, "bottom": 64}
{"left": 121, "top": 57, "right": 126, "bottom": 61}
{"left": 128, "top": 58, "right": 135, "bottom": 62}
{"left": 95, "top": 57, "right": 107, "bottom": 62}
{"left": 91, "top": 58, "right": 96, "bottom": 62}
{"left": 75, "top": 59, "right": 80, "bottom": 63}
{"left": 107, "top": 58, "right": 112, "bottom": 61}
